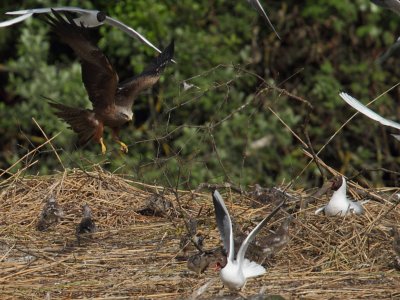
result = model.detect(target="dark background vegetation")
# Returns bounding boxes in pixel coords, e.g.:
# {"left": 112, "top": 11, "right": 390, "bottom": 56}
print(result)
{"left": 0, "top": 0, "right": 399, "bottom": 189}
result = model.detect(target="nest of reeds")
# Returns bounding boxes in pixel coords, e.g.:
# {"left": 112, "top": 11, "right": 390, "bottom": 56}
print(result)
{"left": 0, "top": 168, "right": 399, "bottom": 299}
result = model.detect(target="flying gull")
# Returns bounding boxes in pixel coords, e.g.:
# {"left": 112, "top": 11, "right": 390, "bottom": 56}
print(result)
{"left": 0, "top": 6, "right": 164, "bottom": 55}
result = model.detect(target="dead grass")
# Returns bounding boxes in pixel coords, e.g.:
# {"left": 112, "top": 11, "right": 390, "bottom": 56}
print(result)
{"left": 0, "top": 168, "right": 399, "bottom": 299}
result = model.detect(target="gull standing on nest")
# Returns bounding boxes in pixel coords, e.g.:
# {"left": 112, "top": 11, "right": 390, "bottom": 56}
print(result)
{"left": 315, "top": 176, "right": 364, "bottom": 216}
{"left": 339, "top": 92, "right": 400, "bottom": 141}
{"left": 212, "top": 190, "right": 283, "bottom": 290}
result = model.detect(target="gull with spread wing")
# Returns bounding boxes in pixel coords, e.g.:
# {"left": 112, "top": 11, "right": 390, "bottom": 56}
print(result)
{"left": 339, "top": 92, "right": 400, "bottom": 141}
{"left": 0, "top": 6, "right": 164, "bottom": 55}
{"left": 212, "top": 190, "right": 283, "bottom": 290}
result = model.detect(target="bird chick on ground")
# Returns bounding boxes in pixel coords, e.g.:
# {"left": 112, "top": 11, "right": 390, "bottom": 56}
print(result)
{"left": 36, "top": 196, "right": 64, "bottom": 231}
{"left": 390, "top": 226, "right": 400, "bottom": 269}
{"left": 187, "top": 247, "right": 227, "bottom": 275}
{"left": 180, "top": 218, "right": 205, "bottom": 255}
{"left": 138, "top": 193, "right": 177, "bottom": 218}
{"left": 76, "top": 204, "right": 97, "bottom": 244}
{"left": 256, "top": 216, "right": 293, "bottom": 260}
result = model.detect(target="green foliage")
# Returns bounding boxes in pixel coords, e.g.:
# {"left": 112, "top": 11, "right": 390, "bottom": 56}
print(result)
{"left": 0, "top": 0, "right": 399, "bottom": 188}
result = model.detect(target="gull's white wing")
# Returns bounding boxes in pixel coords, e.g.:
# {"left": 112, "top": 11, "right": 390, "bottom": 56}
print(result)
{"left": 314, "top": 206, "right": 325, "bottom": 215}
{"left": 104, "top": 16, "right": 162, "bottom": 54}
{"left": 247, "top": 0, "right": 280, "bottom": 39}
{"left": 3, "top": 7, "right": 171, "bottom": 56}
{"left": 339, "top": 92, "right": 400, "bottom": 131}
{"left": 212, "top": 190, "right": 234, "bottom": 261}
{"left": 2, "top": 7, "right": 100, "bottom": 28}
{"left": 6, "top": 7, "right": 93, "bottom": 15}
{"left": 236, "top": 200, "right": 283, "bottom": 267}
{"left": 0, "top": 13, "right": 33, "bottom": 27}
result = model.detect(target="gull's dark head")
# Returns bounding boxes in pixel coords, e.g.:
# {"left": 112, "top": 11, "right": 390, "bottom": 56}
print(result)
{"left": 96, "top": 11, "right": 107, "bottom": 22}
{"left": 330, "top": 176, "right": 343, "bottom": 192}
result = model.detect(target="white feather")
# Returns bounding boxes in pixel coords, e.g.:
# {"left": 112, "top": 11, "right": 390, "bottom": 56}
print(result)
{"left": 0, "top": 13, "right": 33, "bottom": 27}
{"left": 339, "top": 92, "right": 400, "bottom": 131}
{"left": 247, "top": 0, "right": 280, "bottom": 39}
{"left": 242, "top": 258, "right": 266, "bottom": 278}
{"left": 1, "top": 7, "right": 164, "bottom": 56}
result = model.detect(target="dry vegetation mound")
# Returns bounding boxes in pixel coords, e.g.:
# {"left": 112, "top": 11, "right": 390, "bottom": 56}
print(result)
{"left": 0, "top": 168, "right": 399, "bottom": 299}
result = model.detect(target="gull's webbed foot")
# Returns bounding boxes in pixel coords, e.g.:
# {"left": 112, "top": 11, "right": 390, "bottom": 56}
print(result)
{"left": 100, "top": 137, "right": 107, "bottom": 155}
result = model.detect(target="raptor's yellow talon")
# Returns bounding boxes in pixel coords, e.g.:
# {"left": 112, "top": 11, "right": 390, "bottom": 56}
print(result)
{"left": 118, "top": 141, "right": 128, "bottom": 153}
{"left": 100, "top": 138, "right": 107, "bottom": 155}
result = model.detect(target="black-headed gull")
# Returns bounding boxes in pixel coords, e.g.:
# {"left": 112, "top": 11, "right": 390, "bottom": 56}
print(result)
{"left": 0, "top": 6, "right": 163, "bottom": 55}
{"left": 247, "top": 0, "right": 281, "bottom": 39}
{"left": 339, "top": 92, "right": 400, "bottom": 141}
{"left": 36, "top": 196, "right": 64, "bottom": 231}
{"left": 212, "top": 190, "right": 282, "bottom": 289}
{"left": 371, "top": 0, "right": 400, "bottom": 14}
{"left": 315, "top": 176, "right": 364, "bottom": 216}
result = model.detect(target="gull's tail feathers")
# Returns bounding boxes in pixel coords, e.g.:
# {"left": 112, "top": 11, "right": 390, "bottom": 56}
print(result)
{"left": 242, "top": 258, "right": 266, "bottom": 279}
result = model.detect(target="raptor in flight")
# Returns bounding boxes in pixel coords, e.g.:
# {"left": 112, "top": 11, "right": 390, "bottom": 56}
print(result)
{"left": 45, "top": 10, "right": 174, "bottom": 154}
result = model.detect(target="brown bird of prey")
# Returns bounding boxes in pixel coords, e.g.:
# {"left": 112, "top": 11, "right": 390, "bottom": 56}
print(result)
{"left": 43, "top": 10, "right": 174, "bottom": 154}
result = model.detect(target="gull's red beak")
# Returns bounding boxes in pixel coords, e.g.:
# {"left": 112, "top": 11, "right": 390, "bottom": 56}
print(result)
{"left": 214, "top": 262, "right": 222, "bottom": 272}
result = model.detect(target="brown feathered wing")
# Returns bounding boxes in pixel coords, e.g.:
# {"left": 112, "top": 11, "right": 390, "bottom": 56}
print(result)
{"left": 44, "top": 10, "right": 118, "bottom": 111}
{"left": 116, "top": 40, "right": 174, "bottom": 109}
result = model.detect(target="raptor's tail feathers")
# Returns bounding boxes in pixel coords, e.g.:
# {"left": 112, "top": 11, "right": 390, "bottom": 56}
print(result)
{"left": 49, "top": 102, "right": 97, "bottom": 145}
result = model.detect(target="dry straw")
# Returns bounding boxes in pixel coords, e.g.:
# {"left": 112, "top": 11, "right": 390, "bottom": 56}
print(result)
{"left": 0, "top": 166, "right": 399, "bottom": 299}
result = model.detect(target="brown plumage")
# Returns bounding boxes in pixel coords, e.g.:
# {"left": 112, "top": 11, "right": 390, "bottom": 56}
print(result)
{"left": 43, "top": 10, "right": 174, "bottom": 154}
{"left": 392, "top": 227, "right": 400, "bottom": 257}
{"left": 36, "top": 196, "right": 64, "bottom": 231}
{"left": 76, "top": 204, "right": 97, "bottom": 244}
{"left": 180, "top": 219, "right": 205, "bottom": 255}
{"left": 187, "top": 247, "right": 227, "bottom": 274}
{"left": 256, "top": 215, "right": 292, "bottom": 259}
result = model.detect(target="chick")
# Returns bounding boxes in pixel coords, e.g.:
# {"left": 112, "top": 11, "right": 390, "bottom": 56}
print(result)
{"left": 36, "top": 196, "right": 64, "bottom": 231}
{"left": 187, "top": 247, "right": 226, "bottom": 274}
{"left": 257, "top": 216, "right": 292, "bottom": 259}
{"left": 76, "top": 204, "right": 97, "bottom": 244}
